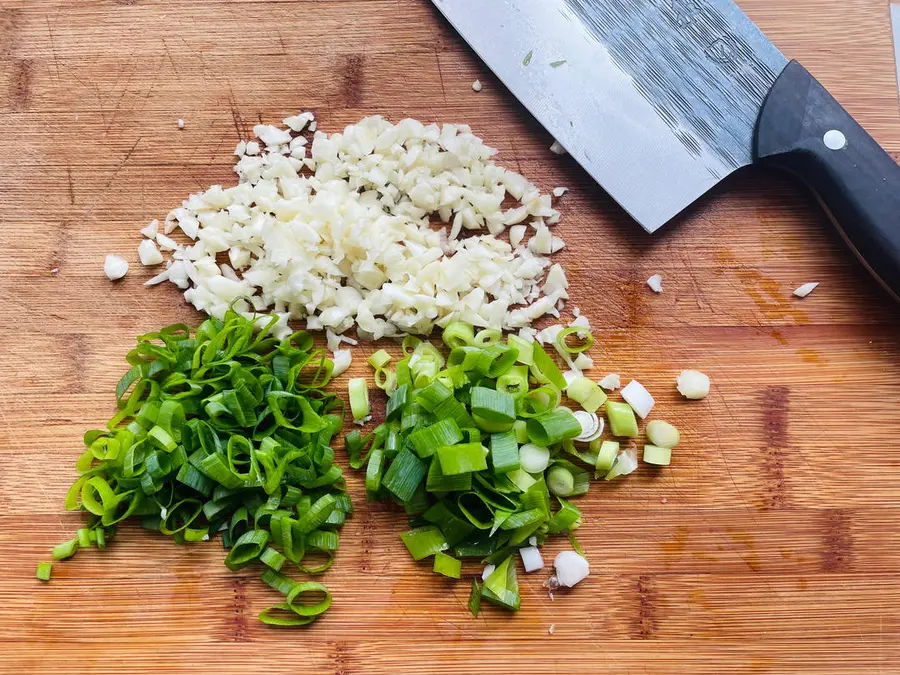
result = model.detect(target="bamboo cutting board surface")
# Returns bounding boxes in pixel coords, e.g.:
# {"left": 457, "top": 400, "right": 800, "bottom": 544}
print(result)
{"left": 2, "top": 0, "right": 900, "bottom": 672}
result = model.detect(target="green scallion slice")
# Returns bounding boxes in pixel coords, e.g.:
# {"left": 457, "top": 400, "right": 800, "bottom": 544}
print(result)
{"left": 400, "top": 525, "right": 449, "bottom": 561}
{"left": 433, "top": 551, "right": 462, "bottom": 578}
{"left": 526, "top": 408, "right": 582, "bottom": 446}
{"left": 36, "top": 562, "right": 53, "bottom": 581}
{"left": 437, "top": 443, "right": 488, "bottom": 475}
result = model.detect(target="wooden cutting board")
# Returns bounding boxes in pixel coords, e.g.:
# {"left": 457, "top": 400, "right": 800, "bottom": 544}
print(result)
{"left": 2, "top": 0, "right": 900, "bottom": 672}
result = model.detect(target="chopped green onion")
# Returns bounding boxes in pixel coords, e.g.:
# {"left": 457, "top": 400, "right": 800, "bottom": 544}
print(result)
{"left": 547, "top": 498, "right": 582, "bottom": 533}
{"left": 482, "top": 555, "right": 520, "bottom": 611}
{"left": 224, "top": 529, "right": 269, "bottom": 571}
{"left": 52, "top": 539, "right": 78, "bottom": 560}
{"left": 606, "top": 401, "right": 639, "bottom": 437}
{"left": 496, "top": 365, "right": 530, "bottom": 398}
{"left": 474, "top": 329, "right": 503, "bottom": 346}
{"left": 433, "top": 551, "right": 462, "bottom": 578}
{"left": 437, "top": 443, "right": 488, "bottom": 475}
{"left": 557, "top": 327, "right": 594, "bottom": 354}
{"left": 382, "top": 448, "right": 427, "bottom": 501}
{"left": 519, "top": 443, "right": 550, "bottom": 473}
{"left": 593, "top": 439, "right": 619, "bottom": 475}
{"left": 286, "top": 580, "right": 332, "bottom": 617}
{"left": 470, "top": 387, "right": 516, "bottom": 424}
{"left": 260, "top": 546, "right": 287, "bottom": 571}
{"left": 506, "top": 468, "right": 538, "bottom": 492}
{"left": 373, "top": 366, "right": 396, "bottom": 392}
{"left": 400, "top": 525, "right": 449, "bottom": 561}
{"left": 513, "top": 419, "right": 529, "bottom": 444}
{"left": 443, "top": 322, "right": 476, "bottom": 348}
{"left": 531, "top": 342, "right": 567, "bottom": 389}
{"left": 547, "top": 466, "right": 575, "bottom": 497}
{"left": 410, "top": 418, "right": 464, "bottom": 458}
{"left": 646, "top": 420, "right": 680, "bottom": 448}
{"left": 467, "top": 578, "right": 482, "bottom": 616}
{"left": 642, "top": 445, "right": 672, "bottom": 466}
{"left": 348, "top": 377, "right": 371, "bottom": 422}
{"left": 507, "top": 334, "right": 534, "bottom": 366}
{"left": 258, "top": 603, "right": 317, "bottom": 627}
{"left": 489, "top": 431, "right": 520, "bottom": 475}
{"left": 426, "top": 457, "right": 473, "bottom": 493}
{"left": 526, "top": 409, "right": 582, "bottom": 446}
{"left": 36, "top": 562, "right": 53, "bottom": 581}
{"left": 566, "top": 376, "right": 608, "bottom": 413}
{"left": 368, "top": 349, "right": 393, "bottom": 369}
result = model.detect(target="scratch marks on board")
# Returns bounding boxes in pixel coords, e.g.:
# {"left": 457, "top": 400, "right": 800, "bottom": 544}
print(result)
{"left": 761, "top": 385, "right": 789, "bottom": 508}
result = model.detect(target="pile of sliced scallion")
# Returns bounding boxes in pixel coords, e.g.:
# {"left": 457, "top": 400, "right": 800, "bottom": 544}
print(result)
{"left": 39, "top": 311, "right": 350, "bottom": 627}
{"left": 346, "top": 322, "right": 648, "bottom": 614}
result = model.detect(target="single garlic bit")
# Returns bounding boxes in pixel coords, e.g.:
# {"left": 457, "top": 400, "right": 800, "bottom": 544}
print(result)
{"left": 103, "top": 255, "right": 129, "bottom": 281}
{"left": 793, "top": 282, "right": 819, "bottom": 298}
{"left": 647, "top": 274, "right": 663, "bottom": 293}
{"left": 676, "top": 370, "right": 710, "bottom": 400}
{"left": 554, "top": 550, "right": 589, "bottom": 587}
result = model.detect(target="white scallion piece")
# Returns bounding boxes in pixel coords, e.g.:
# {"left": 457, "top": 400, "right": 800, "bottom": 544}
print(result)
{"left": 604, "top": 448, "right": 638, "bottom": 481}
{"left": 793, "top": 282, "right": 819, "bottom": 298}
{"left": 103, "top": 255, "right": 129, "bottom": 281}
{"left": 519, "top": 546, "right": 545, "bottom": 573}
{"left": 472, "top": 79, "right": 483, "bottom": 92}
{"left": 598, "top": 373, "right": 621, "bottom": 391}
{"left": 482, "top": 564, "right": 496, "bottom": 581}
{"left": 519, "top": 443, "right": 551, "bottom": 473}
{"left": 621, "top": 379, "right": 655, "bottom": 419}
{"left": 647, "top": 274, "right": 663, "bottom": 293}
{"left": 554, "top": 551, "right": 589, "bottom": 587}
{"left": 572, "top": 411, "right": 600, "bottom": 442}
{"left": 177, "top": 118, "right": 185, "bottom": 129}
{"left": 676, "top": 370, "right": 710, "bottom": 400}
{"left": 552, "top": 187, "right": 568, "bottom": 197}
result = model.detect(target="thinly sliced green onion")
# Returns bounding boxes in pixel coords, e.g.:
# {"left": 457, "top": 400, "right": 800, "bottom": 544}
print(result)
{"left": 557, "top": 327, "right": 595, "bottom": 354}
{"left": 415, "top": 380, "right": 453, "bottom": 412}
{"left": 402, "top": 335, "right": 422, "bottom": 356}
{"left": 386, "top": 383, "right": 411, "bottom": 421}
{"left": 526, "top": 408, "right": 582, "bottom": 446}
{"left": 423, "top": 501, "right": 475, "bottom": 546}
{"left": 368, "top": 349, "right": 393, "bottom": 369}
{"left": 443, "top": 322, "right": 476, "bottom": 348}
{"left": 348, "top": 378, "right": 370, "bottom": 422}
{"left": 646, "top": 420, "right": 680, "bottom": 448}
{"left": 490, "top": 431, "right": 520, "bottom": 475}
{"left": 482, "top": 555, "right": 520, "bottom": 611}
{"left": 470, "top": 387, "right": 516, "bottom": 424}
{"left": 224, "top": 529, "right": 269, "bottom": 571}
{"left": 382, "top": 448, "right": 427, "bottom": 502}
{"left": 409, "top": 418, "right": 463, "bottom": 458}
{"left": 467, "top": 578, "right": 482, "bottom": 616}
{"left": 373, "top": 366, "right": 396, "bottom": 392}
{"left": 606, "top": 401, "right": 639, "bottom": 437}
{"left": 518, "top": 385, "right": 561, "bottom": 418}
{"left": 507, "top": 334, "right": 534, "bottom": 366}
{"left": 287, "top": 580, "right": 332, "bottom": 617}
{"left": 513, "top": 420, "right": 529, "bottom": 444}
{"left": 260, "top": 546, "right": 287, "bottom": 571}
{"left": 506, "top": 468, "right": 538, "bottom": 492}
{"left": 258, "top": 603, "right": 317, "bottom": 627}
{"left": 400, "top": 525, "right": 449, "bottom": 561}
{"left": 36, "top": 562, "right": 53, "bottom": 581}
{"left": 437, "top": 443, "right": 488, "bottom": 475}
{"left": 433, "top": 551, "right": 462, "bottom": 578}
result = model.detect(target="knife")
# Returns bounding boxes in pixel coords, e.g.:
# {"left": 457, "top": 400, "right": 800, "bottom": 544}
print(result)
{"left": 431, "top": 0, "right": 900, "bottom": 299}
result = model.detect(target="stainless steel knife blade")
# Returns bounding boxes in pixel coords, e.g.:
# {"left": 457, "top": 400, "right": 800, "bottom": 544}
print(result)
{"left": 431, "top": 0, "right": 788, "bottom": 231}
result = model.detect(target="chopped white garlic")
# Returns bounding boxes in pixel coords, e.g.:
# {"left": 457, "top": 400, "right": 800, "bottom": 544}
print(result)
{"left": 177, "top": 118, "right": 185, "bottom": 129}
{"left": 647, "top": 274, "right": 663, "bottom": 293}
{"left": 331, "top": 349, "right": 352, "bottom": 377}
{"left": 142, "top": 114, "right": 569, "bottom": 337}
{"left": 549, "top": 140, "right": 567, "bottom": 155}
{"left": 793, "top": 282, "right": 819, "bottom": 298}
{"left": 234, "top": 141, "right": 247, "bottom": 157}
{"left": 622, "top": 379, "right": 655, "bottom": 419}
{"left": 677, "top": 369, "right": 710, "bottom": 400}
{"left": 472, "top": 79, "right": 483, "bottom": 92}
{"left": 548, "top": 624, "right": 556, "bottom": 635}
{"left": 104, "top": 255, "right": 129, "bottom": 281}
{"left": 140, "top": 219, "right": 159, "bottom": 239}
{"left": 598, "top": 373, "right": 621, "bottom": 391}
{"left": 155, "top": 233, "right": 180, "bottom": 251}
{"left": 554, "top": 551, "right": 589, "bottom": 587}
{"left": 138, "top": 239, "right": 163, "bottom": 266}
{"left": 552, "top": 187, "right": 568, "bottom": 197}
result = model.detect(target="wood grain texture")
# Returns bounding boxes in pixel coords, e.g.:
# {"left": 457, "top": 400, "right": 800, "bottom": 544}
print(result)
{"left": 2, "top": 0, "right": 900, "bottom": 672}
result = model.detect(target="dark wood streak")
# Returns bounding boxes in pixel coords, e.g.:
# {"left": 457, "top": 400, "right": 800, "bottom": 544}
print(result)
{"left": 635, "top": 574, "right": 657, "bottom": 638}
{"left": 230, "top": 577, "right": 249, "bottom": 642}
{"left": 820, "top": 509, "right": 853, "bottom": 572}
{"left": 341, "top": 54, "right": 365, "bottom": 108}
{"left": 11, "top": 58, "right": 32, "bottom": 112}
{"left": 761, "top": 385, "right": 789, "bottom": 508}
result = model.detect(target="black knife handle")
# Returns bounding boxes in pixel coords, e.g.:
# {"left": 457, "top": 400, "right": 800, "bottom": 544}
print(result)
{"left": 754, "top": 60, "right": 900, "bottom": 300}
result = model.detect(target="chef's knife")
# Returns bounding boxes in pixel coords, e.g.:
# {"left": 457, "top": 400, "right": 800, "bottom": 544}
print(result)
{"left": 431, "top": 0, "right": 900, "bottom": 299}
